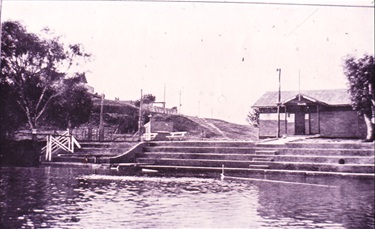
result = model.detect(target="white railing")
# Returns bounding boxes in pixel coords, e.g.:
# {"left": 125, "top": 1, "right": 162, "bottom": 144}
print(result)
{"left": 141, "top": 133, "right": 158, "bottom": 141}
{"left": 42, "top": 129, "right": 81, "bottom": 161}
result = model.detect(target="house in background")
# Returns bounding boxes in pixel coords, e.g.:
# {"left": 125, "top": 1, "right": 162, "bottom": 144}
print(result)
{"left": 252, "top": 89, "right": 366, "bottom": 139}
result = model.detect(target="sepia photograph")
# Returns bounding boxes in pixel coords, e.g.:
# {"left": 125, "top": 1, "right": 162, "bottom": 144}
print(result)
{"left": 0, "top": 0, "right": 374, "bottom": 228}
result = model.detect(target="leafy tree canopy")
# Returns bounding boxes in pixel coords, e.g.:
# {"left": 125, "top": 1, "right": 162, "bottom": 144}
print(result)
{"left": 1, "top": 21, "right": 92, "bottom": 131}
{"left": 343, "top": 54, "right": 374, "bottom": 116}
{"left": 135, "top": 94, "right": 156, "bottom": 107}
{"left": 343, "top": 54, "right": 374, "bottom": 141}
{"left": 44, "top": 74, "right": 93, "bottom": 129}
{"left": 246, "top": 108, "right": 259, "bottom": 128}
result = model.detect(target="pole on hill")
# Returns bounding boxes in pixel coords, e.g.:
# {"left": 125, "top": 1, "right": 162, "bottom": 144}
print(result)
{"left": 179, "top": 90, "right": 182, "bottom": 114}
{"left": 163, "top": 83, "right": 166, "bottom": 114}
{"left": 99, "top": 93, "right": 105, "bottom": 142}
{"left": 138, "top": 89, "right": 143, "bottom": 141}
{"left": 276, "top": 68, "right": 281, "bottom": 138}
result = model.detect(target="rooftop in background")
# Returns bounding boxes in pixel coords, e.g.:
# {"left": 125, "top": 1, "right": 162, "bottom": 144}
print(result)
{"left": 92, "top": 98, "right": 139, "bottom": 109}
{"left": 252, "top": 89, "right": 350, "bottom": 107}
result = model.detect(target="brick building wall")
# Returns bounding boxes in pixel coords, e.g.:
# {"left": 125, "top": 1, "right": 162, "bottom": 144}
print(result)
{"left": 259, "top": 120, "right": 277, "bottom": 137}
{"left": 309, "top": 113, "right": 319, "bottom": 135}
{"left": 320, "top": 110, "right": 366, "bottom": 138}
{"left": 259, "top": 119, "right": 292, "bottom": 137}
{"left": 259, "top": 110, "right": 366, "bottom": 138}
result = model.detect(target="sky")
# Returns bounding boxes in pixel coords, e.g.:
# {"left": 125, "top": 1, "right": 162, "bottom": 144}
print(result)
{"left": 1, "top": 0, "right": 374, "bottom": 124}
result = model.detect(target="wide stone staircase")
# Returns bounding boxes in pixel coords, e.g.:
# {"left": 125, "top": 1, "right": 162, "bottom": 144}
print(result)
{"left": 44, "top": 139, "right": 374, "bottom": 177}
{"left": 133, "top": 141, "right": 375, "bottom": 177}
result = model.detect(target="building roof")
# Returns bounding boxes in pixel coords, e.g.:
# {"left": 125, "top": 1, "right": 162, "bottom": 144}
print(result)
{"left": 93, "top": 98, "right": 139, "bottom": 109}
{"left": 252, "top": 89, "right": 351, "bottom": 107}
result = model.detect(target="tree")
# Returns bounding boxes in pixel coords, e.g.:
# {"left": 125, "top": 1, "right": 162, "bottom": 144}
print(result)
{"left": 0, "top": 83, "right": 27, "bottom": 139}
{"left": 1, "top": 21, "right": 91, "bottom": 130}
{"left": 135, "top": 94, "right": 156, "bottom": 107}
{"left": 343, "top": 54, "right": 374, "bottom": 141}
{"left": 44, "top": 75, "right": 93, "bottom": 129}
{"left": 246, "top": 108, "right": 259, "bottom": 128}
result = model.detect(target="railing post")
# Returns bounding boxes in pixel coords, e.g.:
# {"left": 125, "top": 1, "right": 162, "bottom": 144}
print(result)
{"left": 67, "top": 129, "right": 71, "bottom": 152}
{"left": 68, "top": 136, "right": 71, "bottom": 151}
{"left": 42, "top": 130, "right": 80, "bottom": 160}
{"left": 47, "top": 135, "right": 52, "bottom": 161}
{"left": 49, "top": 137, "right": 52, "bottom": 161}
{"left": 71, "top": 135, "right": 74, "bottom": 152}
{"left": 48, "top": 135, "right": 51, "bottom": 161}
{"left": 45, "top": 135, "right": 49, "bottom": 161}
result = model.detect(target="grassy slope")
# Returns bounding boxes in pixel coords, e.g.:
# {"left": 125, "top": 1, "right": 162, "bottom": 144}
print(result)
{"left": 205, "top": 118, "right": 258, "bottom": 141}
{"left": 155, "top": 114, "right": 257, "bottom": 141}
{"left": 82, "top": 102, "right": 258, "bottom": 141}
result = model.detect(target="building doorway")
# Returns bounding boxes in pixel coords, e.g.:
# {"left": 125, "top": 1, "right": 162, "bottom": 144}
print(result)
{"left": 295, "top": 112, "right": 305, "bottom": 135}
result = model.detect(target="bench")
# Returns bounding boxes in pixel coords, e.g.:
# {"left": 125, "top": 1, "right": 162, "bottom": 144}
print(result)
{"left": 141, "top": 133, "right": 158, "bottom": 141}
{"left": 166, "top": 131, "right": 187, "bottom": 141}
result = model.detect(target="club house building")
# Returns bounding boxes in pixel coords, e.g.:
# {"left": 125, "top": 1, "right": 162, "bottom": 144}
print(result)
{"left": 252, "top": 89, "right": 366, "bottom": 139}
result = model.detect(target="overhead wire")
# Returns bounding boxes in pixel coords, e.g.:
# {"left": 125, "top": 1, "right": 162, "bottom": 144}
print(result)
{"left": 5, "top": 0, "right": 374, "bottom": 8}
{"left": 286, "top": 8, "right": 320, "bottom": 36}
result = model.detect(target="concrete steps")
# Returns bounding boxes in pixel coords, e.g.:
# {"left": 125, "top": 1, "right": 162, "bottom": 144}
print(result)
{"left": 286, "top": 142, "right": 375, "bottom": 149}
{"left": 138, "top": 164, "right": 374, "bottom": 178}
{"left": 135, "top": 141, "right": 375, "bottom": 176}
{"left": 276, "top": 148, "right": 374, "bottom": 156}
{"left": 143, "top": 145, "right": 374, "bottom": 156}
{"left": 138, "top": 152, "right": 374, "bottom": 164}
{"left": 147, "top": 141, "right": 256, "bottom": 148}
{"left": 136, "top": 157, "right": 374, "bottom": 173}
{"left": 43, "top": 139, "right": 375, "bottom": 177}
{"left": 48, "top": 142, "right": 137, "bottom": 164}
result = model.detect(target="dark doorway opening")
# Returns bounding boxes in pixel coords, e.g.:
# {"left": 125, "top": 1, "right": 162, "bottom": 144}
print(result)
{"left": 295, "top": 112, "right": 305, "bottom": 135}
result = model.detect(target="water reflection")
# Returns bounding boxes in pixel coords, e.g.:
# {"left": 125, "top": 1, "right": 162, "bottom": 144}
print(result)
{"left": 0, "top": 167, "right": 374, "bottom": 228}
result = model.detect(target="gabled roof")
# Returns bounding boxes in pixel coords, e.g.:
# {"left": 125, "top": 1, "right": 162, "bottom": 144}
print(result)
{"left": 252, "top": 89, "right": 351, "bottom": 107}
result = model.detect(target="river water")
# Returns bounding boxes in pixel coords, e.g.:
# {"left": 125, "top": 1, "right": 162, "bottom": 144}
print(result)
{"left": 0, "top": 166, "right": 374, "bottom": 229}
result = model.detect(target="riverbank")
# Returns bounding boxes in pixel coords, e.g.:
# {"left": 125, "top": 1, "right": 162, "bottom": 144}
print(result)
{"left": 0, "top": 139, "right": 44, "bottom": 167}
{"left": 33, "top": 136, "right": 374, "bottom": 178}
{"left": 2, "top": 137, "right": 374, "bottom": 178}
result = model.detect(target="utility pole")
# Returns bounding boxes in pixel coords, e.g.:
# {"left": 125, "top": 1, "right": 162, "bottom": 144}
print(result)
{"left": 163, "top": 83, "right": 166, "bottom": 113}
{"left": 0, "top": 0, "right": 3, "bottom": 70}
{"left": 298, "top": 70, "right": 301, "bottom": 101}
{"left": 276, "top": 68, "right": 281, "bottom": 138}
{"left": 179, "top": 90, "right": 182, "bottom": 114}
{"left": 99, "top": 93, "right": 105, "bottom": 141}
{"left": 138, "top": 89, "right": 143, "bottom": 141}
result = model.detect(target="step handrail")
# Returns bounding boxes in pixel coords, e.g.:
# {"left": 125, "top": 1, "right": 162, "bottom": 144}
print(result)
{"left": 41, "top": 130, "right": 70, "bottom": 151}
{"left": 44, "top": 129, "right": 81, "bottom": 161}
